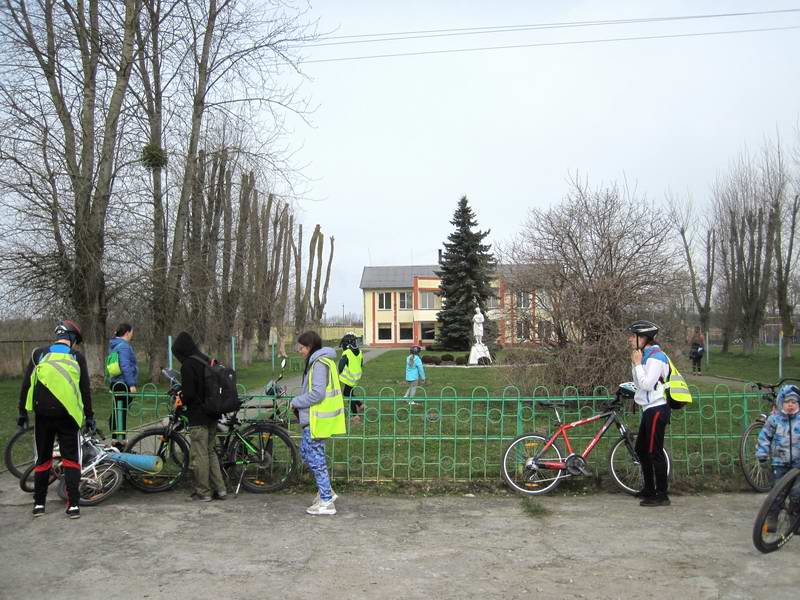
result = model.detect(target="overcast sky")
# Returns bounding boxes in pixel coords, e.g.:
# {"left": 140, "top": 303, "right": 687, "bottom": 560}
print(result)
{"left": 283, "top": 0, "right": 800, "bottom": 320}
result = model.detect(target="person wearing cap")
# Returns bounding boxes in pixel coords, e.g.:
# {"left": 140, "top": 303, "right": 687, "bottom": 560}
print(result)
{"left": 17, "top": 320, "right": 95, "bottom": 519}
{"left": 756, "top": 384, "right": 800, "bottom": 532}
{"left": 627, "top": 320, "right": 672, "bottom": 507}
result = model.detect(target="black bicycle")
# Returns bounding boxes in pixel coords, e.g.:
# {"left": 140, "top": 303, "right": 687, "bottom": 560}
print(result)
{"left": 4, "top": 425, "right": 34, "bottom": 479}
{"left": 752, "top": 467, "right": 800, "bottom": 553}
{"left": 123, "top": 368, "right": 298, "bottom": 494}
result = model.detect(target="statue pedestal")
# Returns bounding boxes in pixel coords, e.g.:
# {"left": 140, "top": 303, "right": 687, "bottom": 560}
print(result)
{"left": 468, "top": 343, "right": 492, "bottom": 365}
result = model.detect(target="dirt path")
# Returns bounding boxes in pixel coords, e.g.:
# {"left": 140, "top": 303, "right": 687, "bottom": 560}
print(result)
{"left": 0, "top": 473, "right": 794, "bottom": 600}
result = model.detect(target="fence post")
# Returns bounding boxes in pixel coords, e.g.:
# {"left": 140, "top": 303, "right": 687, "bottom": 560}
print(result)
{"left": 705, "top": 329, "right": 710, "bottom": 368}
{"left": 779, "top": 329, "right": 784, "bottom": 380}
{"left": 167, "top": 336, "right": 173, "bottom": 370}
{"left": 271, "top": 341, "right": 275, "bottom": 370}
{"left": 231, "top": 336, "right": 236, "bottom": 370}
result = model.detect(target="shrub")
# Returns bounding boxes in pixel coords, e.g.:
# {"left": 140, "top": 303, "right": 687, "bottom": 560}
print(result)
{"left": 429, "top": 355, "right": 442, "bottom": 365}
{"left": 455, "top": 355, "right": 467, "bottom": 365}
{"left": 440, "top": 353, "right": 454, "bottom": 362}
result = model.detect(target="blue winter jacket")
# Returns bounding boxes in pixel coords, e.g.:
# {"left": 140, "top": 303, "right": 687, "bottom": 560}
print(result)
{"left": 405, "top": 354, "right": 426, "bottom": 382}
{"left": 108, "top": 337, "right": 139, "bottom": 389}
{"left": 756, "top": 386, "right": 800, "bottom": 468}
{"left": 291, "top": 347, "right": 338, "bottom": 427}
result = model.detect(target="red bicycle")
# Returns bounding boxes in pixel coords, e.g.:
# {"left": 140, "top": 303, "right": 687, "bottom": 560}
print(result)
{"left": 501, "top": 388, "right": 671, "bottom": 495}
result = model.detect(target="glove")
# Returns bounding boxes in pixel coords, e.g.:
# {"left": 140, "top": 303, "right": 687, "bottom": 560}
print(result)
{"left": 16, "top": 412, "right": 28, "bottom": 429}
{"left": 84, "top": 416, "right": 97, "bottom": 433}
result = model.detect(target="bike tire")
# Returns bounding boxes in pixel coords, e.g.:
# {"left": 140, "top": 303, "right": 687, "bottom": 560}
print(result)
{"left": 228, "top": 423, "right": 298, "bottom": 493}
{"left": 739, "top": 419, "right": 771, "bottom": 492}
{"left": 608, "top": 434, "right": 672, "bottom": 495}
{"left": 4, "top": 426, "right": 35, "bottom": 479}
{"left": 752, "top": 467, "right": 800, "bottom": 554}
{"left": 18, "top": 460, "right": 61, "bottom": 493}
{"left": 57, "top": 462, "right": 125, "bottom": 506}
{"left": 501, "top": 433, "right": 564, "bottom": 496}
{"left": 124, "top": 427, "right": 190, "bottom": 493}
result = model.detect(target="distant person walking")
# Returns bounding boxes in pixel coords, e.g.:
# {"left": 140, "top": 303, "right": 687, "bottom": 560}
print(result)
{"left": 403, "top": 345, "right": 426, "bottom": 406}
{"left": 689, "top": 326, "right": 705, "bottom": 375}
{"left": 338, "top": 332, "right": 364, "bottom": 421}
{"left": 107, "top": 323, "right": 138, "bottom": 444}
{"left": 290, "top": 331, "right": 346, "bottom": 515}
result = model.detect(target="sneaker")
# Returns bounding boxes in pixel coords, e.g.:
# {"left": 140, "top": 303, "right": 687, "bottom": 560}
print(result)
{"left": 314, "top": 490, "right": 339, "bottom": 505}
{"left": 306, "top": 500, "right": 336, "bottom": 515}
{"left": 190, "top": 493, "right": 213, "bottom": 502}
{"left": 66, "top": 505, "right": 80, "bottom": 519}
{"left": 640, "top": 496, "right": 671, "bottom": 507}
{"left": 32, "top": 505, "right": 45, "bottom": 518}
{"left": 212, "top": 491, "right": 227, "bottom": 500}
{"left": 407, "top": 400, "right": 420, "bottom": 407}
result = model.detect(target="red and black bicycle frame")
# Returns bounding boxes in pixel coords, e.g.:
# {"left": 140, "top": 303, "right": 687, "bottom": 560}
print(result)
{"left": 535, "top": 409, "right": 630, "bottom": 470}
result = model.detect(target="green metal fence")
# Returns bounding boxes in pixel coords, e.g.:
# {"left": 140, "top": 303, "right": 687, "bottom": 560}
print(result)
{"left": 109, "top": 383, "right": 767, "bottom": 483}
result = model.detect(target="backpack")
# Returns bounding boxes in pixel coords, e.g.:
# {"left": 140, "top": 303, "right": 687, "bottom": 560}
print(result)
{"left": 191, "top": 354, "right": 241, "bottom": 416}
{"left": 662, "top": 356, "right": 692, "bottom": 410}
{"left": 105, "top": 351, "right": 122, "bottom": 380}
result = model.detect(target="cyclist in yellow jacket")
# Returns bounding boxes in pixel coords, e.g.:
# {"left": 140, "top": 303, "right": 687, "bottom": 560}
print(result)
{"left": 337, "top": 332, "right": 364, "bottom": 420}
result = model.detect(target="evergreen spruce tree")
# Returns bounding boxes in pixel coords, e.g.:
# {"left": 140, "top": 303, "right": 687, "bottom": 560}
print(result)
{"left": 436, "top": 196, "right": 495, "bottom": 350}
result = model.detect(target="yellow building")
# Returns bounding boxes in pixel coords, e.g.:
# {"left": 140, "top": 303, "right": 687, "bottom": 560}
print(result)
{"left": 360, "top": 265, "right": 538, "bottom": 347}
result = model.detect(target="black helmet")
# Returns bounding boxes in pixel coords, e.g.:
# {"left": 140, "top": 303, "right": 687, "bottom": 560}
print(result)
{"left": 340, "top": 332, "right": 358, "bottom": 350}
{"left": 627, "top": 320, "right": 659, "bottom": 340}
{"left": 55, "top": 319, "right": 83, "bottom": 345}
{"left": 410, "top": 345, "right": 422, "bottom": 355}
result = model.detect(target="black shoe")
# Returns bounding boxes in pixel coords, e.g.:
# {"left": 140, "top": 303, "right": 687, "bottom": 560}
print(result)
{"left": 66, "top": 505, "right": 80, "bottom": 519}
{"left": 640, "top": 495, "right": 671, "bottom": 507}
{"left": 212, "top": 491, "right": 227, "bottom": 500}
{"left": 32, "top": 504, "right": 45, "bottom": 518}
{"left": 190, "top": 493, "right": 213, "bottom": 502}
{"left": 633, "top": 489, "right": 656, "bottom": 499}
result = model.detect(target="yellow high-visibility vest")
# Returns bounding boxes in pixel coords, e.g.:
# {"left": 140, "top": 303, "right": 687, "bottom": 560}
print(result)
{"left": 338, "top": 348, "right": 363, "bottom": 387}
{"left": 26, "top": 351, "right": 85, "bottom": 427}
{"left": 309, "top": 356, "right": 347, "bottom": 439}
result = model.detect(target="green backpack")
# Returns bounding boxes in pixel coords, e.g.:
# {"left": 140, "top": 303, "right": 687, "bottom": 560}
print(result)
{"left": 105, "top": 351, "right": 122, "bottom": 380}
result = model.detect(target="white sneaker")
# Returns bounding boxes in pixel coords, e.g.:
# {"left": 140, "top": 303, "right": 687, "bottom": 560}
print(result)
{"left": 314, "top": 490, "right": 339, "bottom": 505}
{"left": 306, "top": 500, "right": 336, "bottom": 515}
{"left": 407, "top": 400, "right": 420, "bottom": 406}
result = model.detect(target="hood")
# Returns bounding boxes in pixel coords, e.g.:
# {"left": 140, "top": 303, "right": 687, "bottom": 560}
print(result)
{"left": 776, "top": 385, "right": 800, "bottom": 416}
{"left": 171, "top": 331, "right": 200, "bottom": 361}
{"left": 309, "top": 346, "right": 337, "bottom": 364}
{"left": 108, "top": 337, "right": 128, "bottom": 352}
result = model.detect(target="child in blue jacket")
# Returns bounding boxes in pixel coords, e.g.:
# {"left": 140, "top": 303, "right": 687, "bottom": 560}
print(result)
{"left": 403, "top": 345, "right": 426, "bottom": 405}
{"left": 756, "top": 384, "right": 800, "bottom": 531}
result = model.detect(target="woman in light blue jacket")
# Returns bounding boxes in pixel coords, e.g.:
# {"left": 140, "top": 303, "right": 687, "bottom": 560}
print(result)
{"left": 403, "top": 345, "right": 426, "bottom": 404}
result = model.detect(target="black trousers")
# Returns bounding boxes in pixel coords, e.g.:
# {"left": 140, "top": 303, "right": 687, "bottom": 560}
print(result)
{"left": 109, "top": 390, "right": 132, "bottom": 440}
{"left": 636, "top": 404, "right": 671, "bottom": 497}
{"left": 34, "top": 414, "right": 81, "bottom": 506}
{"left": 343, "top": 384, "right": 362, "bottom": 413}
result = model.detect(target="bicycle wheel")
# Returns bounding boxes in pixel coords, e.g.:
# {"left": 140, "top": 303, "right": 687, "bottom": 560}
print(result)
{"left": 753, "top": 468, "right": 800, "bottom": 553}
{"left": 18, "top": 460, "right": 62, "bottom": 493}
{"left": 124, "top": 428, "right": 190, "bottom": 492}
{"left": 4, "top": 426, "right": 35, "bottom": 479}
{"left": 228, "top": 423, "right": 298, "bottom": 493}
{"left": 57, "top": 462, "right": 125, "bottom": 506}
{"left": 739, "top": 419, "right": 771, "bottom": 492}
{"left": 501, "top": 433, "right": 564, "bottom": 496}
{"left": 608, "top": 434, "right": 672, "bottom": 495}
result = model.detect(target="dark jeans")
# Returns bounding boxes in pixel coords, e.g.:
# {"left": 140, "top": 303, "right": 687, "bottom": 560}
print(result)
{"left": 343, "top": 384, "right": 362, "bottom": 413}
{"left": 109, "top": 390, "right": 132, "bottom": 440}
{"left": 691, "top": 354, "right": 702, "bottom": 372}
{"left": 768, "top": 466, "right": 800, "bottom": 515}
{"left": 33, "top": 414, "right": 81, "bottom": 507}
{"left": 636, "top": 404, "right": 671, "bottom": 497}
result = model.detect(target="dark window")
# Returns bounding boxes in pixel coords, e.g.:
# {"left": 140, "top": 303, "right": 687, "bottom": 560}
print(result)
{"left": 399, "top": 323, "right": 414, "bottom": 340}
{"left": 420, "top": 322, "right": 436, "bottom": 341}
{"left": 378, "top": 324, "right": 392, "bottom": 340}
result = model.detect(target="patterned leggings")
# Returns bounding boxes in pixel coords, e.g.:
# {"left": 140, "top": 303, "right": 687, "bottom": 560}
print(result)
{"left": 300, "top": 426, "right": 333, "bottom": 502}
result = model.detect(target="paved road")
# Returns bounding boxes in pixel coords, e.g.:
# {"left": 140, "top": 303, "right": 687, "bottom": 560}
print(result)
{"left": 0, "top": 474, "right": 795, "bottom": 600}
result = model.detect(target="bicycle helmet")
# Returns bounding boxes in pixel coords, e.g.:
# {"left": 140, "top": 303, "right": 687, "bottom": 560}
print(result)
{"left": 616, "top": 382, "right": 638, "bottom": 399}
{"left": 340, "top": 332, "right": 358, "bottom": 350}
{"left": 54, "top": 319, "right": 83, "bottom": 345}
{"left": 410, "top": 345, "right": 422, "bottom": 355}
{"left": 626, "top": 320, "right": 659, "bottom": 340}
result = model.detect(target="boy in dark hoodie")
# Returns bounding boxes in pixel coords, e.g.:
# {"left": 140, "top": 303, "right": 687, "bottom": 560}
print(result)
{"left": 756, "top": 384, "right": 800, "bottom": 531}
{"left": 171, "top": 331, "right": 226, "bottom": 502}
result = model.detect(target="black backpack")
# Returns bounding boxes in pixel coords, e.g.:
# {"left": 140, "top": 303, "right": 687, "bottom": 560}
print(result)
{"left": 191, "top": 354, "right": 241, "bottom": 416}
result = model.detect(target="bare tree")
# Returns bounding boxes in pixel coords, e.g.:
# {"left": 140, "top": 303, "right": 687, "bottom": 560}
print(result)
{"left": 774, "top": 140, "right": 798, "bottom": 358}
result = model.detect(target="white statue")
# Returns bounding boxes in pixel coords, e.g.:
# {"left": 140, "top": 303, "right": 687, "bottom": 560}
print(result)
{"left": 473, "top": 306, "right": 484, "bottom": 345}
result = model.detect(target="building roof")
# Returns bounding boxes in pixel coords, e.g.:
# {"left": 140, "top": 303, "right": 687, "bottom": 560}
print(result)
{"left": 360, "top": 265, "right": 439, "bottom": 289}
{"left": 360, "top": 263, "right": 546, "bottom": 290}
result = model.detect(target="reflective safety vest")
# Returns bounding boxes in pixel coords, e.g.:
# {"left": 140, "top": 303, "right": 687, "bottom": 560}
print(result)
{"left": 338, "top": 348, "right": 363, "bottom": 387}
{"left": 309, "top": 356, "right": 347, "bottom": 439}
{"left": 664, "top": 356, "right": 692, "bottom": 408}
{"left": 26, "top": 351, "right": 85, "bottom": 427}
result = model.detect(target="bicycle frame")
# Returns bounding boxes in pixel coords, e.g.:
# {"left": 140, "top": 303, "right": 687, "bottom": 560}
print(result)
{"left": 535, "top": 406, "right": 631, "bottom": 470}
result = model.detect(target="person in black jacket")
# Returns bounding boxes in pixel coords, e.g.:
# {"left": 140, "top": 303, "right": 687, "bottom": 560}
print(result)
{"left": 171, "top": 331, "right": 226, "bottom": 501}
{"left": 17, "top": 320, "right": 95, "bottom": 519}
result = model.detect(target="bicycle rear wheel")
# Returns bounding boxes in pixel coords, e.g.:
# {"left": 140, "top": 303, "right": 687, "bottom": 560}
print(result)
{"left": 501, "top": 434, "right": 564, "bottom": 496}
{"left": 228, "top": 423, "right": 298, "bottom": 493}
{"left": 608, "top": 434, "right": 671, "bottom": 495}
{"left": 57, "top": 462, "right": 125, "bottom": 506}
{"left": 4, "top": 426, "right": 35, "bottom": 479}
{"left": 739, "top": 419, "right": 771, "bottom": 492}
{"left": 18, "top": 460, "right": 62, "bottom": 493}
{"left": 124, "top": 427, "right": 190, "bottom": 492}
{"left": 752, "top": 468, "right": 800, "bottom": 553}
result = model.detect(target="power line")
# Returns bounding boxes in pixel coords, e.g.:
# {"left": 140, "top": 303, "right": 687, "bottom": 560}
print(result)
{"left": 308, "top": 8, "right": 800, "bottom": 45}
{"left": 302, "top": 25, "right": 800, "bottom": 64}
